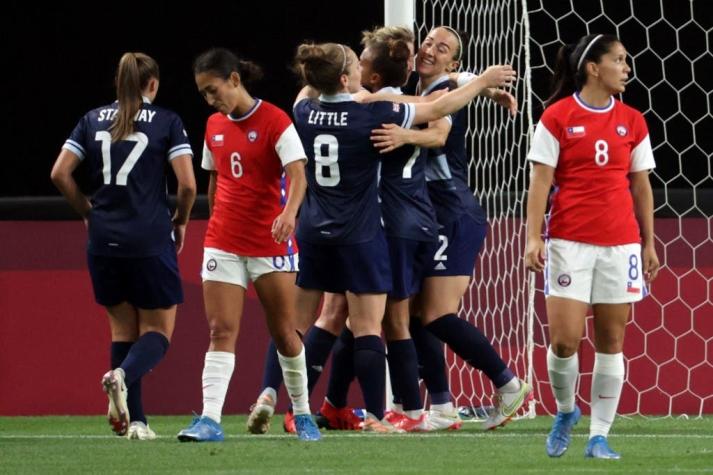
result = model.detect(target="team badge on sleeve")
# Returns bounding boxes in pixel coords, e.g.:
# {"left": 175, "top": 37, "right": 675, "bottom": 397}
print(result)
{"left": 392, "top": 103, "right": 401, "bottom": 113}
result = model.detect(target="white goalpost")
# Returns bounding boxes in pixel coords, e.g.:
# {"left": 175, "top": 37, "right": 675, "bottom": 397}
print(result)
{"left": 386, "top": 0, "right": 713, "bottom": 418}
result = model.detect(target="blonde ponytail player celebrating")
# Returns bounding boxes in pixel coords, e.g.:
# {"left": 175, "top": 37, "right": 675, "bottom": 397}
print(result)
{"left": 525, "top": 33, "right": 660, "bottom": 459}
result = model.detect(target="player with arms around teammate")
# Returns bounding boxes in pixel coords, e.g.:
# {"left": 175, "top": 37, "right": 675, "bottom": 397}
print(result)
{"left": 525, "top": 34, "right": 660, "bottom": 459}
{"left": 176, "top": 48, "right": 320, "bottom": 442}
{"left": 51, "top": 52, "right": 197, "bottom": 440}
{"left": 292, "top": 41, "right": 515, "bottom": 431}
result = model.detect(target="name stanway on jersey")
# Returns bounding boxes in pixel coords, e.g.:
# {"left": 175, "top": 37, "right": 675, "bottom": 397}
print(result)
{"left": 63, "top": 100, "right": 193, "bottom": 258}
{"left": 293, "top": 94, "right": 415, "bottom": 245}
{"left": 202, "top": 99, "right": 306, "bottom": 257}
{"left": 527, "top": 93, "right": 656, "bottom": 246}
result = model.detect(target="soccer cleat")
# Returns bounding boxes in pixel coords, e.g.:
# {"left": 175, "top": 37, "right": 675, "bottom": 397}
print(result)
{"left": 361, "top": 413, "right": 404, "bottom": 433}
{"left": 176, "top": 415, "right": 224, "bottom": 442}
{"left": 546, "top": 406, "right": 582, "bottom": 457}
{"left": 425, "top": 408, "right": 463, "bottom": 431}
{"left": 102, "top": 369, "right": 129, "bottom": 436}
{"left": 482, "top": 379, "right": 534, "bottom": 430}
{"left": 383, "top": 410, "right": 404, "bottom": 425}
{"left": 318, "top": 400, "right": 362, "bottom": 430}
{"left": 126, "top": 421, "right": 157, "bottom": 440}
{"left": 584, "top": 435, "right": 621, "bottom": 459}
{"left": 294, "top": 414, "right": 321, "bottom": 441}
{"left": 283, "top": 410, "right": 296, "bottom": 433}
{"left": 247, "top": 393, "right": 275, "bottom": 434}
{"left": 393, "top": 413, "right": 428, "bottom": 432}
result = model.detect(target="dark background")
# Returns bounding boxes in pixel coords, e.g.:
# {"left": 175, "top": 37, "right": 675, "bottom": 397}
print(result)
{"left": 3, "top": 0, "right": 711, "bottom": 212}
{"left": 2, "top": 0, "right": 385, "bottom": 198}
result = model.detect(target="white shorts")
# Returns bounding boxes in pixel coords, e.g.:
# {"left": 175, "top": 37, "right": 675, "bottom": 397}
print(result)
{"left": 545, "top": 238, "right": 645, "bottom": 304}
{"left": 201, "top": 247, "right": 299, "bottom": 289}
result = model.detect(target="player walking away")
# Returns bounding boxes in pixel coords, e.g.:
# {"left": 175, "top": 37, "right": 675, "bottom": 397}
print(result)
{"left": 175, "top": 48, "right": 319, "bottom": 442}
{"left": 376, "top": 26, "right": 532, "bottom": 430}
{"left": 50, "top": 52, "right": 197, "bottom": 440}
{"left": 291, "top": 41, "right": 516, "bottom": 432}
{"left": 525, "top": 34, "right": 660, "bottom": 459}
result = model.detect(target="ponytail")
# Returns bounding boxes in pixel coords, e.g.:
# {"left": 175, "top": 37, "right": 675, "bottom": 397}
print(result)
{"left": 110, "top": 52, "right": 159, "bottom": 142}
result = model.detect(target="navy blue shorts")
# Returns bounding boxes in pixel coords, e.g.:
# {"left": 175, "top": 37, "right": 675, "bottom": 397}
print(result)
{"left": 423, "top": 214, "right": 488, "bottom": 277}
{"left": 87, "top": 242, "right": 183, "bottom": 309}
{"left": 387, "top": 236, "right": 434, "bottom": 299}
{"left": 297, "top": 232, "right": 392, "bottom": 294}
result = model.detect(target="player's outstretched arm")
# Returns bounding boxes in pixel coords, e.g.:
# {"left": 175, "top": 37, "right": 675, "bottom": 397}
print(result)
{"left": 371, "top": 117, "right": 451, "bottom": 154}
{"left": 50, "top": 150, "right": 91, "bottom": 224}
{"left": 412, "top": 64, "right": 516, "bottom": 125}
{"left": 170, "top": 154, "right": 197, "bottom": 254}
{"left": 525, "top": 162, "right": 554, "bottom": 272}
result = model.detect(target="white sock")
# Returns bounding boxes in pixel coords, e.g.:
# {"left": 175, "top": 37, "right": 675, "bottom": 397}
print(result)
{"left": 259, "top": 387, "right": 277, "bottom": 404}
{"left": 391, "top": 403, "right": 404, "bottom": 414}
{"left": 498, "top": 376, "right": 521, "bottom": 393}
{"left": 590, "top": 352, "right": 625, "bottom": 438}
{"left": 430, "top": 402, "right": 454, "bottom": 414}
{"left": 201, "top": 351, "right": 235, "bottom": 424}
{"left": 278, "top": 346, "right": 310, "bottom": 416}
{"left": 547, "top": 346, "right": 579, "bottom": 414}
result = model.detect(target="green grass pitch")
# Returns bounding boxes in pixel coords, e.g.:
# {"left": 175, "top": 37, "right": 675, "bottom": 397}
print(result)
{"left": 2, "top": 415, "right": 712, "bottom": 473}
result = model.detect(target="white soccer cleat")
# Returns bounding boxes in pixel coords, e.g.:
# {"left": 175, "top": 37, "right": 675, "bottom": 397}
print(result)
{"left": 482, "top": 379, "right": 533, "bottom": 430}
{"left": 425, "top": 408, "right": 463, "bottom": 431}
{"left": 246, "top": 393, "right": 276, "bottom": 434}
{"left": 102, "top": 368, "right": 129, "bottom": 436}
{"left": 127, "top": 421, "right": 157, "bottom": 440}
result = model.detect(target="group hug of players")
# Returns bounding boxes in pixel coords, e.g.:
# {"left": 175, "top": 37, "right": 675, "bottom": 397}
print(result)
{"left": 51, "top": 22, "right": 659, "bottom": 459}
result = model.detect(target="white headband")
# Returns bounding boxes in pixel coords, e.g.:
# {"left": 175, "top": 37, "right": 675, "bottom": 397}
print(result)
{"left": 442, "top": 26, "right": 463, "bottom": 61}
{"left": 576, "top": 34, "right": 603, "bottom": 70}
{"left": 339, "top": 44, "right": 348, "bottom": 73}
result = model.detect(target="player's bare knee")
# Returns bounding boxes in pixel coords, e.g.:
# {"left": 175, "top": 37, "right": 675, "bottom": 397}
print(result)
{"left": 550, "top": 340, "right": 579, "bottom": 358}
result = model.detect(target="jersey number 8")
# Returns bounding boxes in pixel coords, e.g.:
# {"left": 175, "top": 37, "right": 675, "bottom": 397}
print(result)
{"left": 594, "top": 139, "right": 609, "bottom": 166}
{"left": 313, "top": 134, "right": 340, "bottom": 187}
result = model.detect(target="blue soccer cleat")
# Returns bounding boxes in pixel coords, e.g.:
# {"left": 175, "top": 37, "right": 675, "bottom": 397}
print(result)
{"left": 546, "top": 406, "right": 581, "bottom": 457}
{"left": 585, "top": 435, "right": 621, "bottom": 459}
{"left": 294, "top": 414, "right": 321, "bottom": 441}
{"left": 177, "top": 415, "right": 225, "bottom": 442}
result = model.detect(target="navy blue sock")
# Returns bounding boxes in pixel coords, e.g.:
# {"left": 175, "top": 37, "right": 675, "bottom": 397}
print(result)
{"left": 410, "top": 317, "right": 450, "bottom": 404}
{"left": 119, "top": 332, "right": 169, "bottom": 387}
{"left": 354, "top": 335, "right": 386, "bottom": 420}
{"left": 304, "top": 326, "right": 338, "bottom": 394}
{"left": 325, "top": 328, "right": 355, "bottom": 408}
{"left": 386, "top": 339, "right": 422, "bottom": 411}
{"left": 425, "top": 314, "right": 508, "bottom": 386}
{"left": 111, "top": 341, "right": 145, "bottom": 423}
{"left": 261, "top": 339, "right": 283, "bottom": 394}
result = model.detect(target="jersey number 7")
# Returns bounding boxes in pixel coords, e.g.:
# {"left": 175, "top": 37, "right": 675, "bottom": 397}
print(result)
{"left": 95, "top": 131, "right": 149, "bottom": 186}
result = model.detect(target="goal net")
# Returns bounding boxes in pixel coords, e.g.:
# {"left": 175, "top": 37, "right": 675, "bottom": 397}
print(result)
{"left": 392, "top": 0, "right": 713, "bottom": 417}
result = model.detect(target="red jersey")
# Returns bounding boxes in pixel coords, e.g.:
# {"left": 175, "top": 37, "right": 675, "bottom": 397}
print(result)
{"left": 528, "top": 93, "right": 656, "bottom": 246}
{"left": 202, "top": 99, "right": 306, "bottom": 256}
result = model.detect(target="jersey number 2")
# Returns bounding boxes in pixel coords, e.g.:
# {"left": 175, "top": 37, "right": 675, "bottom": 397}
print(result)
{"left": 95, "top": 131, "right": 149, "bottom": 186}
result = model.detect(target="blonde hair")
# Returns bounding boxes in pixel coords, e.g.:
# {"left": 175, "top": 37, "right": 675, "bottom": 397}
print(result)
{"left": 109, "top": 52, "right": 159, "bottom": 142}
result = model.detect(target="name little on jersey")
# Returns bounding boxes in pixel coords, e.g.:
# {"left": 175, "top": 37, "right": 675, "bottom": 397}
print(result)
{"left": 307, "top": 110, "right": 348, "bottom": 126}
{"left": 97, "top": 108, "right": 157, "bottom": 123}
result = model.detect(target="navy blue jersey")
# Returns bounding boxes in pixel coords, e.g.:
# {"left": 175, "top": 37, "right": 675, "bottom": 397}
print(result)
{"left": 63, "top": 100, "right": 193, "bottom": 257}
{"left": 376, "top": 87, "right": 438, "bottom": 242}
{"left": 404, "top": 73, "right": 487, "bottom": 227}
{"left": 293, "top": 94, "right": 415, "bottom": 244}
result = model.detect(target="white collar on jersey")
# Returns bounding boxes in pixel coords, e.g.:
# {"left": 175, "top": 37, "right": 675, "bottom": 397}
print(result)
{"left": 573, "top": 92, "right": 614, "bottom": 113}
{"left": 227, "top": 99, "right": 262, "bottom": 121}
{"left": 141, "top": 96, "right": 152, "bottom": 104}
{"left": 417, "top": 74, "right": 450, "bottom": 96}
{"left": 319, "top": 92, "right": 354, "bottom": 102}
{"left": 375, "top": 86, "right": 403, "bottom": 95}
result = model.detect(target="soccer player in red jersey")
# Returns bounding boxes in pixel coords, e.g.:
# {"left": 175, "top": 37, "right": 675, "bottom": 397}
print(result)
{"left": 525, "top": 34, "right": 660, "bottom": 459}
{"left": 175, "top": 48, "right": 320, "bottom": 442}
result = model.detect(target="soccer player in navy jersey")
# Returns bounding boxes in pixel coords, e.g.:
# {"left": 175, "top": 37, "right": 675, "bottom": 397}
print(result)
{"left": 374, "top": 26, "right": 532, "bottom": 430}
{"left": 50, "top": 52, "right": 197, "bottom": 440}
{"left": 291, "top": 41, "right": 515, "bottom": 431}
